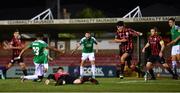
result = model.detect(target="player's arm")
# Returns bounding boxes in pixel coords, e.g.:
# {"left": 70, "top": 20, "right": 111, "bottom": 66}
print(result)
{"left": 17, "top": 45, "right": 30, "bottom": 59}
{"left": 112, "top": 38, "right": 128, "bottom": 43}
{"left": 48, "top": 55, "right": 53, "bottom": 61}
{"left": 130, "top": 29, "right": 143, "bottom": 37}
{"left": 47, "top": 46, "right": 64, "bottom": 54}
{"left": 142, "top": 42, "right": 150, "bottom": 53}
{"left": 166, "top": 36, "right": 180, "bottom": 46}
{"left": 9, "top": 44, "right": 24, "bottom": 50}
{"left": 159, "top": 40, "right": 165, "bottom": 57}
{"left": 71, "top": 43, "right": 81, "bottom": 54}
{"left": 93, "top": 37, "right": 99, "bottom": 53}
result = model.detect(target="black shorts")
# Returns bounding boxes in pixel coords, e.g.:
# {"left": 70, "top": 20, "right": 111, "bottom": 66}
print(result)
{"left": 59, "top": 75, "right": 77, "bottom": 84}
{"left": 147, "top": 55, "right": 165, "bottom": 64}
{"left": 119, "top": 49, "right": 133, "bottom": 56}
{"left": 10, "top": 55, "right": 23, "bottom": 64}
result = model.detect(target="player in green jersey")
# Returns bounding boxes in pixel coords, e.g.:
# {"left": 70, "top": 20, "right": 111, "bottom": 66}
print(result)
{"left": 167, "top": 18, "right": 180, "bottom": 77}
{"left": 17, "top": 33, "right": 63, "bottom": 82}
{"left": 72, "top": 32, "right": 98, "bottom": 78}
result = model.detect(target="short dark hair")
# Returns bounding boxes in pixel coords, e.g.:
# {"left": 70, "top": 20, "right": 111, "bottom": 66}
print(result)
{"left": 168, "top": 18, "right": 175, "bottom": 22}
{"left": 85, "top": 31, "right": 91, "bottom": 34}
{"left": 57, "top": 67, "right": 64, "bottom": 70}
{"left": 36, "top": 32, "right": 44, "bottom": 38}
{"left": 116, "top": 21, "right": 124, "bottom": 26}
{"left": 151, "top": 27, "right": 158, "bottom": 32}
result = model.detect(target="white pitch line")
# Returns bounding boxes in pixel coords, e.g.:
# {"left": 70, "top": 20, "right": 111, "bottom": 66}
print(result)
{"left": 116, "top": 80, "right": 180, "bottom": 85}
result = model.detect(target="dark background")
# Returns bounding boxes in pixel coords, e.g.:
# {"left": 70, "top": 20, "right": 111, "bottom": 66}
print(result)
{"left": 0, "top": 0, "right": 180, "bottom": 20}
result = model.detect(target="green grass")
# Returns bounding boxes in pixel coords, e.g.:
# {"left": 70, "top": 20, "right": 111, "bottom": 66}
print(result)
{"left": 0, "top": 77, "right": 180, "bottom": 92}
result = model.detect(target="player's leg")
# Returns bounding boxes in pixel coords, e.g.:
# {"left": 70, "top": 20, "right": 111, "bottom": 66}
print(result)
{"left": 89, "top": 53, "right": 96, "bottom": 78}
{"left": 19, "top": 62, "right": 28, "bottom": 76}
{"left": 4, "top": 61, "right": 14, "bottom": 78}
{"left": 160, "top": 56, "right": 178, "bottom": 79}
{"left": 119, "top": 52, "right": 129, "bottom": 79}
{"left": 45, "top": 74, "right": 55, "bottom": 85}
{"left": 74, "top": 77, "right": 99, "bottom": 84}
{"left": 176, "top": 45, "right": 180, "bottom": 62}
{"left": 171, "top": 46, "right": 178, "bottom": 76}
{"left": 146, "top": 62, "right": 155, "bottom": 80}
{"left": 21, "top": 63, "right": 40, "bottom": 82}
{"left": 36, "top": 64, "right": 45, "bottom": 82}
{"left": 80, "top": 53, "right": 88, "bottom": 78}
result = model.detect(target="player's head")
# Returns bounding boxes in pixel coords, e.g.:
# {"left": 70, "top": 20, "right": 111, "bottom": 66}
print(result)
{"left": 116, "top": 21, "right": 124, "bottom": 32}
{"left": 168, "top": 18, "right": 175, "bottom": 27}
{"left": 85, "top": 32, "right": 91, "bottom": 39}
{"left": 13, "top": 29, "right": 20, "bottom": 38}
{"left": 57, "top": 67, "right": 64, "bottom": 72}
{"left": 150, "top": 27, "right": 158, "bottom": 36}
{"left": 36, "top": 33, "right": 44, "bottom": 40}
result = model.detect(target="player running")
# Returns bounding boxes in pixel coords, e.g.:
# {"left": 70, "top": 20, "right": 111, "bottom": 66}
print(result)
{"left": 111, "top": 21, "right": 144, "bottom": 79}
{"left": 72, "top": 32, "right": 98, "bottom": 79}
{"left": 3, "top": 29, "right": 27, "bottom": 78}
{"left": 142, "top": 27, "right": 178, "bottom": 80}
{"left": 18, "top": 33, "right": 63, "bottom": 82}
{"left": 45, "top": 67, "right": 99, "bottom": 86}
{"left": 167, "top": 18, "right": 180, "bottom": 76}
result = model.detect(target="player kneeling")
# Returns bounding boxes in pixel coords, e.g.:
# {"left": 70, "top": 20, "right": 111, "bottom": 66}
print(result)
{"left": 45, "top": 67, "right": 99, "bottom": 86}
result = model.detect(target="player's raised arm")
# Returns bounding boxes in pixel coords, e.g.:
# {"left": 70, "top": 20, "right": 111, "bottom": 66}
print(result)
{"left": 47, "top": 46, "right": 64, "bottom": 54}
{"left": 92, "top": 37, "right": 99, "bottom": 53}
{"left": 18, "top": 45, "right": 30, "bottom": 59}
{"left": 71, "top": 43, "right": 81, "bottom": 54}
{"left": 129, "top": 28, "right": 143, "bottom": 37}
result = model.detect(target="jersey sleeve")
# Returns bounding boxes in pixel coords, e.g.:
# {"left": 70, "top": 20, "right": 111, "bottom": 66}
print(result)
{"left": 115, "top": 32, "right": 119, "bottom": 39}
{"left": 28, "top": 42, "right": 33, "bottom": 48}
{"left": 159, "top": 36, "right": 164, "bottom": 45}
{"left": 92, "top": 37, "right": 98, "bottom": 45}
{"left": 129, "top": 28, "right": 141, "bottom": 36}
{"left": 79, "top": 37, "right": 85, "bottom": 45}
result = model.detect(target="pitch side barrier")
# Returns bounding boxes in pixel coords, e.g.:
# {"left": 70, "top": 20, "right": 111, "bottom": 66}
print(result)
{"left": 0, "top": 16, "right": 179, "bottom": 25}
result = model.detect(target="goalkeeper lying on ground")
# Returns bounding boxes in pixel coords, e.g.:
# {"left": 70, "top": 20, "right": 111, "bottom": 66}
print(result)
{"left": 45, "top": 67, "right": 99, "bottom": 86}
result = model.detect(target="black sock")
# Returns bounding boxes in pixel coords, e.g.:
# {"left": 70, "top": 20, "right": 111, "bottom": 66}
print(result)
{"left": 81, "top": 77, "right": 90, "bottom": 83}
{"left": 166, "top": 67, "right": 175, "bottom": 76}
{"left": 38, "top": 75, "right": 44, "bottom": 80}
{"left": 149, "top": 69, "right": 155, "bottom": 78}
{"left": 120, "top": 64, "right": 125, "bottom": 75}
{"left": 3, "top": 68, "right": 8, "bottom": 78}
{"left": 134, "top": 67, "right": 142, "bottom": 73}
{"left": 22, "top": 69, "right": 27, "bottom": 76}
{"left": 173, "top": 66, "right": 178, "bottom": 75}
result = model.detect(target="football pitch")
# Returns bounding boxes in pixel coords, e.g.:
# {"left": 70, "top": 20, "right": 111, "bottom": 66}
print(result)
{"left": 0, "top": 77, "right": 180, "bottom": 92}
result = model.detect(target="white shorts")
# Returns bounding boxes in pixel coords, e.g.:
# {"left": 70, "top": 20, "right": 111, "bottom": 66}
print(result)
{"left": 34, "top": 63, "right": 45, "bottom": 76}
{"left": 81, "top": 53, "right": 95, "bottom": 61}
{"left": 171, "top": 45, "right": 180, "bottom": 56}
{"left": 43, "top": 63, "right": 49, "bottom": 70}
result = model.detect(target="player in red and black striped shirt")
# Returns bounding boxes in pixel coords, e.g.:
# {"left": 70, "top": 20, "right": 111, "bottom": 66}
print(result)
{"left": 4, "top": 29, "right": 27, "bottom": 77}
{"left": 111, "top": 21, "right": 144, "bottom": 79}
{"left": 45, "top": 67, "right": 99, "bottom": 86}
{"left": 142, "top": 27, "right": 178, "bottom": 80}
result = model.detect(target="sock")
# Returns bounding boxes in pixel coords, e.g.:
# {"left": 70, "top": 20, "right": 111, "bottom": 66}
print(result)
{"left": 81, "top": 77, "right": 90, "bottom": 84}
{"left": 22, "top": 69, "right": 27, "bottom": 76}
{"left": 91, "top": 65, "right": 96, "bottom": 78}
{"left": 120, "top": 63, "right": 125, "bottom": 76}
{"left": 24, "top": 75, "right": 38, "bottom": 80}
{"left": 149, "top": 69, "right": 155, "bottom": 78}
{"left": 134, "top": 67, "right": 143, "bottom": 77}
{"left": 80, "top": 66, "right": 84, "bottom": 78}
{"left": 134, "top": 67, "right": 142, "bottom": 73}
{"left": 166, "top": 67, "right": 175, "bottom": 76}
{"left": 172, "top": 61, "right": 177, "bottom": 75}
